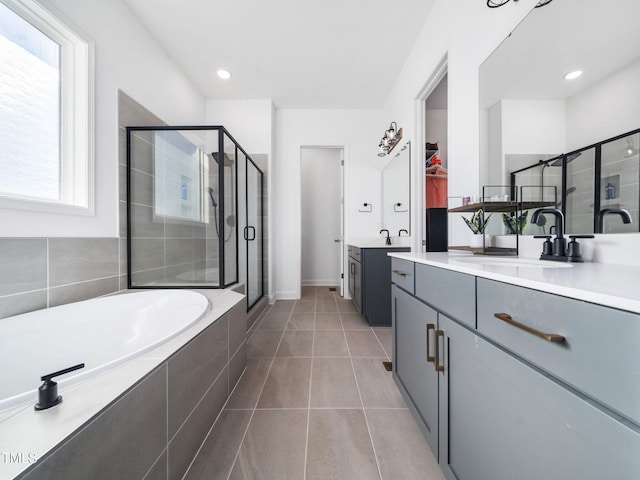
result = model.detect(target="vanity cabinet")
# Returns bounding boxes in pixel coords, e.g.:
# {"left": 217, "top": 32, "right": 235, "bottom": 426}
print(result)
{"left": 392, "top": 285, "right": 438, "bottom": 452}
{"left": 392, "top": 260, "right": 640, "bottom": 480}
{"left": 349, "top": 245, "right": 409, "bottom": 326}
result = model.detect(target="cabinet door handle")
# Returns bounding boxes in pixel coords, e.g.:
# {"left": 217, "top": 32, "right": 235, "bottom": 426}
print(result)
{"left": 434, "top": 330, "right": 445, "bottom": 372}
{"left": 350, "top": 263, "right": 355, "bottom": 274}
{"left": 392, "top": 269, "right": 407, "bottom": 277}
{"left": 494, "top": 313, "right": 566, "bottom": 343}
{"left": 426, "top": 323, "right": 435, "bottom": 363}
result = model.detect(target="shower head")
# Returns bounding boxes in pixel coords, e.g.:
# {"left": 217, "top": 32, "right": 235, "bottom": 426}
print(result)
{"left": 547, "top": 152, "right": 582, "bottom": 167}
{"left": 211, "top": 152, "right": 235, "bottom": 166}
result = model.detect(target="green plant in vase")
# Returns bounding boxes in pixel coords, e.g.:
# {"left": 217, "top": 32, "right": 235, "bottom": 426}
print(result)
{"left": 501, "top": 211, "right": 529, "bottom": 235}
{"left": 462, "top": 209, "right": 492, "bottom": 234}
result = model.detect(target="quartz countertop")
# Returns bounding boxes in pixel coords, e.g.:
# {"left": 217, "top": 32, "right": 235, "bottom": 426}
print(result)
{"left": 348, "top": 241, "right": 410, "bottom": 249}
{"left": 389, "top": 251, "right": 640, "bottom": 314}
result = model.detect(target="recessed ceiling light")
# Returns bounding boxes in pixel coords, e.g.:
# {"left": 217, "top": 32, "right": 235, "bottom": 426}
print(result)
{"left": 564, "top": 70, "right": 582, "bottom": 80}
{"left": 217, "top": 69, "right": 231, "bottom": 80}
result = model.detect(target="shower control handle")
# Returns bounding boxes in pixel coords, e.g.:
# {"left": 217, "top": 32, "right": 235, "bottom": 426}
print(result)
{"left": 35, "top": 363, "right": 85, "bottom": 411}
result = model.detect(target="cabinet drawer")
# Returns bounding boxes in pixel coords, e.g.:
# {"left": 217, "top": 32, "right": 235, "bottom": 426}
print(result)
{"left": 415, "top": 264, "right": 475, "bottom": 328}
{"left": 348, "top": 245, "right": 361, "bottom": 261}
{"left": 477, "top": 278, "right": 640, "bottom": 426}
{"left": 391, "top": 258, "right": 415, "bottom": 294}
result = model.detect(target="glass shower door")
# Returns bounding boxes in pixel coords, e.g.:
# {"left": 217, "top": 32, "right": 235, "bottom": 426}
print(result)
{"left": 245, "top": 156, "right": 263, "bottom": 310}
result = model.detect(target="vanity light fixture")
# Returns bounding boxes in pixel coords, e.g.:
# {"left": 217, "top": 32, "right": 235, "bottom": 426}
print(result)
{"left": 487, "top": 0, "right": 553, "bottom": 8}
{"left": 377, "top": 121, "right": 403, "bottom": 157}
{"left": 564, "top": 70, "right": 583, "bottom": 80}
{"left": 217, "top": 69, "right": 231, "bottom": 80}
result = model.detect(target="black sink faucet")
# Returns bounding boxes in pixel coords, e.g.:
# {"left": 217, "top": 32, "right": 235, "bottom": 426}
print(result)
{"left": 596, "top": 208, "right": 632, "bottom": 233}
{"left": 532, "top": 208, "right": 565, "bottom": 256}
{"left": 532, "top": 207, "right": 593, "bottom": 262}
{"left": 380, "top": 229, "right": 391, "bottom": 245}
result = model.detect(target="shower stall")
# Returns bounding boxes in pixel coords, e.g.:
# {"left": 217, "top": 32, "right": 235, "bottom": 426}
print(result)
{"left": 126, "top": 126, "right": 264, "bottom": 310}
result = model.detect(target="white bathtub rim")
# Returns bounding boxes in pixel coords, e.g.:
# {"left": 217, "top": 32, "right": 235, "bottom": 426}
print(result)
{"left": 0, "top": 290, "right": 212, "bottom": 414}
{"left": 0, "top": 289, "right": 244, "bottom": 480}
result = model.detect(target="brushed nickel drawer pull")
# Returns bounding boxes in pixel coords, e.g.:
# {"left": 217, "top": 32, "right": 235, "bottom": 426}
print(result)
{"left": 392, "top": 269, "right": 407, "bottom": 277}
{"left": 494, "top": 313, "right": 566, "bottom": 343}
{"left": 434, "top": 329, "right": 445, "bottom": 372}
{"left": 426, "top": 323, "right": 435, "bottom": 363}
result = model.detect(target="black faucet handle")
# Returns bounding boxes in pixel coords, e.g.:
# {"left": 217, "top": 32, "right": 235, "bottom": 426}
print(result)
{"left": 35, "top": 363, "right": 85, "bottom": 411}
{"left": 534, "top": 235, "right": 553, "bottom": 256}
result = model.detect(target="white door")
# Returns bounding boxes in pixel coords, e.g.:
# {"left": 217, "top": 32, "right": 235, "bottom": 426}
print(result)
{"left": 301, "top": 147, "right": 343, "bottom": 292}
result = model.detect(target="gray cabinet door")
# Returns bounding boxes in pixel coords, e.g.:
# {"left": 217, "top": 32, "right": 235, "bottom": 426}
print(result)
{"left": 437, "top": 314, "right": 640, "bottom": 480}
{"left": 392, "top": 285, "right": 439, "bottom": 455}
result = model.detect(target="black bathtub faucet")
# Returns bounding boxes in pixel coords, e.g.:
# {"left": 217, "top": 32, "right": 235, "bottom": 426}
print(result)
{"left": 35, "top": 363, "right": 85, "bottom": 411}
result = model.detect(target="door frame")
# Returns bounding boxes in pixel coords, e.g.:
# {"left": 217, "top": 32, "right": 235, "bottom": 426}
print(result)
{"left": 415, "top": 55, "right": 448, "bottom": 253}
{"left": 299, "top": 145, "right": 346, "bottom": 297}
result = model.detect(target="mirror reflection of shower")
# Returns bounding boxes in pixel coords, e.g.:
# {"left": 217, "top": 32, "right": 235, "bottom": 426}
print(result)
{"left": 539, "top": 151, "right": 581, "bottom": 201}
{"left": 209, "top": 152, "right": 236, "bottom": 242}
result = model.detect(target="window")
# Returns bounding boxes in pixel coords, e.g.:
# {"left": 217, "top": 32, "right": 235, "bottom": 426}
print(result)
{"left": 0, "top": 0, "right": 93, "bottom": 214}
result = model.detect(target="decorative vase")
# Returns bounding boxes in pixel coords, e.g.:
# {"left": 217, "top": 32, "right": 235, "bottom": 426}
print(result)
{"left": 469, "top": 233, "right": 484, "bottom": 248}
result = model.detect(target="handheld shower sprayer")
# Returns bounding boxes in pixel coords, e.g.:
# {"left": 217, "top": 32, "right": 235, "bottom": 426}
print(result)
{"left": 207, "top": 187, "right": 217, "bottom": 208}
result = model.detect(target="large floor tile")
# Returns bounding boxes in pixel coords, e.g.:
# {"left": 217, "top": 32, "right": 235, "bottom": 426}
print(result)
{"left": 310, "top": 358, "right": 361, "bottom": 408}
{"left": 301, "top": 286, "right": 317, "bottom": 300}
{"left": 352, "top": 358, "right": 406, "bottom": 409}
{"left": 246, "top": 331, "right": 283, "bottom": 358}
{"left": 226, "top": 359, "right": 272, "bottom": 410}
{"left": 230, "top": 410, "right": 307, "bottom": 480}
{"left": 287, "top": 312, "right": 315, "bottom": 330}
{"left": 184, "top": 409, "right": 252, "bottom": 480}
{"left": 269, "top": 300, "right": 295, "bottom": 313}
{"left": 345, "top": 330, "right": 387, "bottom": 357}
{"left": 367, "top": 409, "right": 445, "bottom": 480}
{"left": 372, "top": 328, "right": 393, "bottom": 359}
{"left": 316, "top": 299, "right": 338, "bottom": 312}
{"left": 315, "top": 312, "right": 342, "bottom": 329}
{"left": 306, "top": 409, "right": 381, "bottom": 480}
{"left": 276, "top": 330, "right": 314, "bottom": 357}
{"left": 257, "top": 311, "right": 290, "bottom": 331}
{"left": 293, "top": 300, "right": 316, "bottom": 313}
{"left": 313, "top": 330, "right": 349, "bottom": 357}
{"left": 257, "top": 357, "right": 312, "bottom": 408}
{"left": 341, "top": 312, "right": 370, "bottom": 329}
{"left": 336, "top": 298, "right": 357, "bottom": 313}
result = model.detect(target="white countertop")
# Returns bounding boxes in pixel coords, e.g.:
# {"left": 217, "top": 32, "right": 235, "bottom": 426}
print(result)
{"left": 389, "top": 251, "right": 640, "bottom": 314}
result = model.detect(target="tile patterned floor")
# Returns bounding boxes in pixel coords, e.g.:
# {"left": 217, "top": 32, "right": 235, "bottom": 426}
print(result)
{"left": 184, "top": 287, "right": 444, "bottom": 480}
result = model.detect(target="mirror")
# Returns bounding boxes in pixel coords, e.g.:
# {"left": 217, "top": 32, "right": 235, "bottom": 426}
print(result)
{"left": 382, "top": 141, "right": 411, "bottom": 235}
{"left": 480, "top": 0, "right": 640, "bottom": 234}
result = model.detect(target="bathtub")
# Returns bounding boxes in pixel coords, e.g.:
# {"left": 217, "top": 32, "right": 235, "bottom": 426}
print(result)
{"left": 0, "top": 290, "right": 209, "bottom": 413}
{"left": 0, "top": 288, "right": 247, "bottom": 480}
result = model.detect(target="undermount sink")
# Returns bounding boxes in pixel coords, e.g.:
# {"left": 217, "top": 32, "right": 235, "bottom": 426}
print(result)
{"left": 451, "top": 256, "right": 574, "bottom": 269}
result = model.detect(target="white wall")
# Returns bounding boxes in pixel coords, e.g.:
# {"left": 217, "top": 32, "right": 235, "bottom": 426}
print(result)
{"left": 274, "top": 108, "right": 383, "bottom": 299}
{"left": 566, "top": 58, "right": 640, "bottom": 150}
{"left": 382, "top": 0, "right": 538, "bottom": 248}
{"left": 206, "top": 99, "right": 274, "bottom": 161}
{"left": 0, "top": 0, "right": 205, "bottom": 238}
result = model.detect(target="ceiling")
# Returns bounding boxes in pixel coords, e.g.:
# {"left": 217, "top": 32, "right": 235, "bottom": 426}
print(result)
{"left": 123, "top": 0, "right": 436, "bottom": 109}
{"left": 480, "top": 0, "right": 640, "bottom": 108}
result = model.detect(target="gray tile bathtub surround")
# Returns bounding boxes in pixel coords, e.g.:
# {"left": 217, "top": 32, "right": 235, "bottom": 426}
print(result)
{"left": 167, "top": 314, "right": 229, "bottom": 437}
{"left": 17, "top": 292, "right": 248, "bottom": 480}
{"left": 0, "top": 238, "right": 122, "bottom": 319}
{"left": 21, "top": 365, "right": 168, "bottom": 480}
